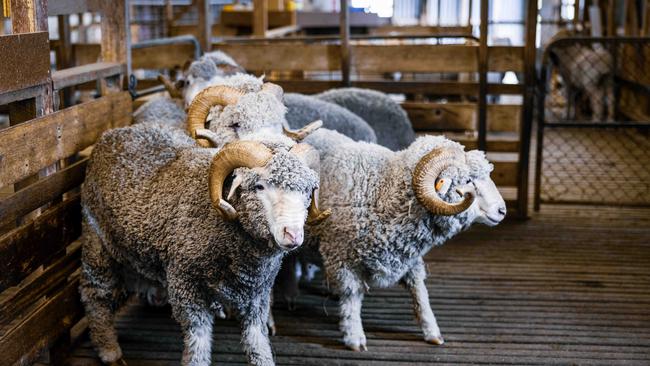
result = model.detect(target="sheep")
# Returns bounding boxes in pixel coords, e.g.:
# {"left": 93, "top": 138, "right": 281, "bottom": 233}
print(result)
{"left": 284, "top": 93, "right": 377, "bottom": 144}
{"left": 289, "top": 128, "right": 507, "bottom": 351}
{"left": 79, "top": 122, "right": 330, "bottom": 366}
{"left": 132, "top": 96, "right": 186, "bottom": 130}
{"left": 546, "top": 31, "right": 614, "bottom": 122}
{"left": 315, "top": 87, "right": 415, "bottom": 150}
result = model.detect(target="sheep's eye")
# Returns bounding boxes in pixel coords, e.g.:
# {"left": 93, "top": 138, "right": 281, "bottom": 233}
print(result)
{"left": 231, "top": 123, "right": 240, "bottom": 129}
{"left": 254, "top": 184, "right": 265, "bottom": 191}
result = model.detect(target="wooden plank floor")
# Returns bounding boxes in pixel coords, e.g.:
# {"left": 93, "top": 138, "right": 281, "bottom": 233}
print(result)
{"left": 65, "top": 205, "right": 650, "bottom": 365}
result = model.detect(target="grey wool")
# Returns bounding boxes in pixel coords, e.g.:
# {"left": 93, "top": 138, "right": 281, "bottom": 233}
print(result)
{"left": 291, "top": 128, "right": 504, "bottom": 350}
{"left": 315, "top": 88, "right": 415, "bottom": 150}
{"left": 79, "top": 123, "right": 319, "bottom": 366}
{"left": 132, "top": 97, "right": 186, "bottom": 130}
{"left": 284, "top": 93, "right": 377, "bottom": 143}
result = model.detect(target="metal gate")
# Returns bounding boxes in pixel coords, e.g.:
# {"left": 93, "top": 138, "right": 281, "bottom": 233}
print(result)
{"left": 534, "top": 37, "right": 650, "bottom": 209}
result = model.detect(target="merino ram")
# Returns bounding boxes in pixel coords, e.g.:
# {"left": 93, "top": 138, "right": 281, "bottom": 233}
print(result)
{"left": 79, "top": 123, "right": 329, "bottom": 366}
{"left": 293, "top": 129, "right": 507, "bottom": 350}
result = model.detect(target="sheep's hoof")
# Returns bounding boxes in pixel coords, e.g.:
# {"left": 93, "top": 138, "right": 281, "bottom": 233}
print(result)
{"left": 268, "top": 324, "right": 277, "bottom": 336}
{"left": 425, "top": 335, "right": 445, "bottom": 345}
{"left": 108, "top": 358, "right": 127, "bottom": 366}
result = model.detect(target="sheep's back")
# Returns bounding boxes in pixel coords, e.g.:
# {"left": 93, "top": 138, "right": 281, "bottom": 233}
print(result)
{"left": 284, "top": 93, "right": 377, "bottom": 143}
{"left": 316, "top": 88, "right": 415, "bottom": 151}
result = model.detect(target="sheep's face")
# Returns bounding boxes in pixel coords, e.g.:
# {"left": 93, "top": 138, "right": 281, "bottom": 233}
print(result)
{"left": 435, "top": 150, "right": 506, "bottom": 227}
{"left": 227, "top": 151, "right": 318, "bottom": 251}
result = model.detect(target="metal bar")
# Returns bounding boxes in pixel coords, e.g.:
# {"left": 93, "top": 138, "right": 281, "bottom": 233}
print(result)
{"left": 477, "top": 0, "right": 488, "bottom": 151}
{"left": 214, "top": 33, "right": 480, "bottom": 44}
{"left": 132, "top": 35, "right": 201, "bottom": 60}
{"left": 517, "top": 0, "right": 538, "bottom": 218}
{"left": 543, "top": 121, "right": 650, "bottom": 128}
{"left": 340, "top": 0, "right": 350, "bottom": 87}
{"left": 534, "top": 64, "right": 548, "bottom": 212}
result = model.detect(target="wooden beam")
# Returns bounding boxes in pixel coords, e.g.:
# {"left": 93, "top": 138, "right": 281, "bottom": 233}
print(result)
{"left": 0, "top": 241, "right": 80, "bottom": 324}
{"left": 253, "top": 0, "right": 268, "bottom": 36}
{"left": 0, "top": 92, "right": 132, "bottom": 187}
{"left": 404, "top": 102, "right": 521, "bottom": 133}
{"left": 488, "top": 46, "right": 525, "bottom": 72}
{"left": 0, "top": 32, "right": 50, "bottom": 95}
{"left": 0, "top": 195, "right": 81, "bottom": 290}
{"left": 52, "top": 62, "right": 124, "bottom": 90}
{"left": 132, "top": 43, "right": 196, "bottom": 70}
{"left": 352, "top": 45, "right": 478, "bottom": 72}
{"left": 216, "top": 44, "right": 341, "bottom": 71}
{"left": 0, "top": 276, "right": 83, "bottom": 366}
{"left": 0, "top": 159, "right": 87, "bottom": 228}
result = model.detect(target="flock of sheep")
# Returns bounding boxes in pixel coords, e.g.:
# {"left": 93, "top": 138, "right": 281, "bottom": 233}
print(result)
{"left": 79, "top": 50, "right": 507, "bottom": 366}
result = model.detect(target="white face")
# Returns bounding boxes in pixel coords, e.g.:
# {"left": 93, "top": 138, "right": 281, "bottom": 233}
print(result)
{"left": 257, "top": 185, "right": 308, "bottom": 250}
{"left": 457, "top": 178, "right": 507, "bottom": 226}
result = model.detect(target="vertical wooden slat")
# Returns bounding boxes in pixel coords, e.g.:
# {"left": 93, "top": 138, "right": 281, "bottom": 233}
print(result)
{"left": 253, "top": 0, "right": 267, "bottom": 37}
{"left": 98, "top": 0, "right": 129, "bottom": 92}
{"left": 518, "top": 0, "right": 538, "bottom": 218}
{"left": 57, "top": 14, "right": 73, "bottom": 108}
{"left": 477, "top": 0, "right": 488, "bottom": 151}
{"left": 340, "top": 0, "right": 350, "bottom": 86}
{"left": 9, "top": 0, "right": 47, "bottom": 33}
{"left": 197, "top": 0, "right": 211, "bottom": 51}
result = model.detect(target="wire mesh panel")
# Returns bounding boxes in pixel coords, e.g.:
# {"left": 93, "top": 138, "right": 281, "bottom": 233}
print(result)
{"left": 535, "top": 37, "right": 650, "bottom": 208}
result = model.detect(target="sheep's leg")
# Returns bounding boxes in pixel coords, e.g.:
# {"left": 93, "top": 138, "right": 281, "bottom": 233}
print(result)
{"left": 336, "top": 267, "right": 367, "bottom": 351}
{"left": 590, "top": 88, "right": 605, "bottom": 122}
{"left": 79, "top": 227, "right": 127, "bottom": 365}
{"left": 241, "top": 304, "right": 275, "bottom": 366}
{"left": 401, "top": 259, "right": 444, "bottom": 345}
{"left": 167, "top": 275, "right": 214, "bottom": 366}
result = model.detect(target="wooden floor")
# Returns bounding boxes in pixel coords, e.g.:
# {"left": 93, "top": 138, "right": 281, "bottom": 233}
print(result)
{"left": 65, "top": 205, "right": 650, "bottom": 366}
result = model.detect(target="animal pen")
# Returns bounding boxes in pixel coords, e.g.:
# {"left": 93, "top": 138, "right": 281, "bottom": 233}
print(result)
{"left": 0, "top": 0, "right": 649, "bottom": 365}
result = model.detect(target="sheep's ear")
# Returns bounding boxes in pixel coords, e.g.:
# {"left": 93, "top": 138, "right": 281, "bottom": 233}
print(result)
{"left": 227, "top": 175, "right": 244, "bottom": 200}
{"left": 435, "top": 178, "right": 452, "bottom": 196}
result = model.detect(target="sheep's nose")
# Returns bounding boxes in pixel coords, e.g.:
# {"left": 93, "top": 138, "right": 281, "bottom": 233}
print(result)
{"left": 283, "top": 227, "right": 304, "bottom": 246}
{"left": 498, "top": 206, "right": 507, "bottom": 216}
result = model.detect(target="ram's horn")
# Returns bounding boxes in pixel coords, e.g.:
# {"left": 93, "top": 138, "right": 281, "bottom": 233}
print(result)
{"left": 157, "top": 74, "right": 183, "bottom": 99}
{"left": 187, "top": 85, "right": 246, "bottom": 147}
{"left": 261, "top": 82, "right": 284, "bottom": 102}
{"left": 289, "top": 143, "right": 331, "bottom": 225}
{"left": 283, "top": 120, "right": 323, "bottom": 141}
{"left": 209, "top": 141, "right": 273, "bottom": 220}
{"left": 412, "top": 147, "right": 474, "bottom": 216}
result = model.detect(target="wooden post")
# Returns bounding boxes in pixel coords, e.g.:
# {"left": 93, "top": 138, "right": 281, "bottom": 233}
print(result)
{"left": 607, "top": 0, "right": 615, "bottom": 36}
{"left": 7, "top": 0, "right": 53, "bottom": 223}
{"left": 98, "top": 0, "right": 130, "bottom": 92}
{"left": 340, "top": 0, "right": 350, "bottom": 87}
{"left": 197, "top": 0, "right": 212, "bottom": 51}
{"left": 253, "top": 0, "right": 268, "bottom": 37}
{"left": 57, "top": 14, "right": 73, "bottom": 108}
{"left": 477, "top": 0, "right": 488, "bottom": 151}
{"left": 517, "top": 0, "right": 538, "bottom": 218}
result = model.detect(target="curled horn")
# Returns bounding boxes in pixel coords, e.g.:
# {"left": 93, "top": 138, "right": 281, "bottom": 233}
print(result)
{"left": 187, "top": 85, "right": 246, "bottom": 147}
{"left": 209, "top": 141, "right": 273, "bottom": 220}
{"left": 157, "top": 74, "right": 183, "bottom": 99}
{"left": 283, "top": 120, "right": 323, "bottom": 141}
{"left": 261, "top": 82, "right": 284, "bottom": 102}
{"left": 289, "top": 143, "right": 332, "bottom": 225}
{"left": 412, "top": 147, "right": 475, "bottom": 216}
